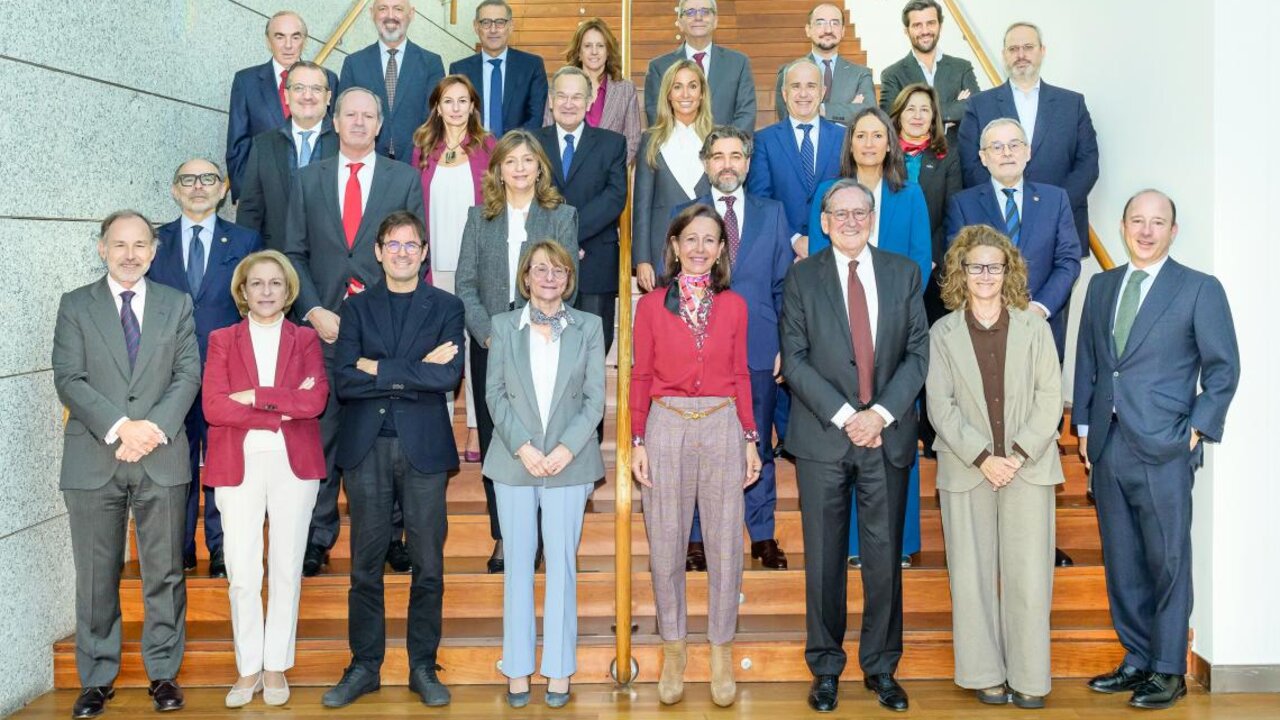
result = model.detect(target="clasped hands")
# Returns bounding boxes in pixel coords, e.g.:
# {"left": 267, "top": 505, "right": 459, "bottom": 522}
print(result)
{"left": 356, "top": 341, "right": 459, "bottom": 376}
{"left": 631, "top": 441, "right": 762, "bottom": 489}
{"left": 114, "top": 419, "right": 166, "bottom": 463}
{"left": 980, "top": 454, "right": 1024, "bottom": 491}
{"left": 843, "top": 409, "right": 885, "bottom": 448}
{"left": 517, "top": 442, "right": 574, "bottom": 478}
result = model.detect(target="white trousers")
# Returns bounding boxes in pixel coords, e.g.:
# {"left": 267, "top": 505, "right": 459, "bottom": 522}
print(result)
{"left": 215, "top": 449, "right": 319, "bottom": 675}
{"left": 433, "top": 269, "right": 477, "bottom": 429}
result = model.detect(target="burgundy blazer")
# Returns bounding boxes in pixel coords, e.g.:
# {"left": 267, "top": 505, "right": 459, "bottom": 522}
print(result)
{"left": 412, "top": 134, "right": 496, "bottom": 282}
{"left": 202, "top": 319, "right": 329, "bottom": 487}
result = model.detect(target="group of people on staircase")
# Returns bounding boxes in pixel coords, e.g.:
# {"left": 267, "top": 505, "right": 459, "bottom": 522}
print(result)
{"left": 50, "top": 0, "right": 1240, "bottom": 718}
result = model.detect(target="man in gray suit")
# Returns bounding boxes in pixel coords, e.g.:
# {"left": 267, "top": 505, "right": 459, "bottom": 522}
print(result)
{"left": 774, "top": 3, "right": 875, "bottom": 125}
{"left": 878, "top": 0, "right": 979, "bottom": 141}
{"left": 644, "top": 0, "right": 756, "bottom": 131}
{"left": 284, "top": 86, "right": 426, "bottom": 577}
{"left": 53, "top": 210, "right": 201, "bottom": 718}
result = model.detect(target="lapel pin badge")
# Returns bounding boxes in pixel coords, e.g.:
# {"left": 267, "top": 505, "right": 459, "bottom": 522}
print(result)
{"left": 220, "top": 236, "right": 229, "bottom": 243}
{"left": 1032, "top": 195, "right": 1040, "bottom": 202}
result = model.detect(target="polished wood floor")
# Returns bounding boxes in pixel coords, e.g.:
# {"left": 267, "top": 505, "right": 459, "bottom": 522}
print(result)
{"left": 15, "top": 680, "right": 1280, "bottom": 719}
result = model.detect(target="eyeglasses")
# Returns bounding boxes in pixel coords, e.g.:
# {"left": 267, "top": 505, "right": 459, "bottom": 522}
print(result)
{"left": 811, "top": 19, "right": 843, "bottom": 29}
{"left": 554, "top": 92, "right": 588, "bottom": 104}
{"left": 1005, "top": 43, "right": 1040, "bottom": 55}
{"left": 680, "top": 8, "right": 716, "bottom": 19}
{"left": 530, "top": 264, "right": 569, "bottom": 281}
{"left": 175, "top": 173, "right": 221, "bottom": 187}
{"left": 381, "top": 240, "right": 423, "bottom": 255}
{"left": 477, "top": 18, "right": 510, "bottom": 29}
{"left": 963, "top": 262, "right": 1006, "bottom": 275}
{"left": 288, "top": 83, "right": 328, "bottom": 94}
{"left": 825, "top": 208, "right": 872, "bottom": 224}
{"left": 983, "top": 140, "right": 1026, "bottom": 154}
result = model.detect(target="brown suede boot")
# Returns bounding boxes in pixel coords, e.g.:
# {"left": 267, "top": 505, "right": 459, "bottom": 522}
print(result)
{"left": 657, "top": 640, "right": 687, "bottom": 705}
{"left": 709, "top": 642, "right": 737, "bottom": 707}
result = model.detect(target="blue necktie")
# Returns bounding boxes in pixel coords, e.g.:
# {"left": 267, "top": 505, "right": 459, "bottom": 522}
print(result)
{"left": 562, "top": 133, "right": 575, "bottom": 174}
{"left": 187, "top": 226, "right": 204, "bottom": 295}
{"left": 1002, "top": 187, "right": 1021, "bottom": 246}
{"left": 120, "top": 290, "right": 140, "bottom": 371}
{"left": 298, "top": 129, "right": 315, "bottom": 167}
{"left": 488, "top": 58, "right": 504, "bottom": 136}
{"left": 798, "top": 123, "right": 816, "bottom": 193}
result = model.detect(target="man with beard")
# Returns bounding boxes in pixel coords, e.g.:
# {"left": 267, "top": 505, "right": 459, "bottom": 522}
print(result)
{"left": 337, "top": 0, "right": 445, "bottom": 160}
{"left": 879, "top": 0, "right": 979, "bottom": 143}
{"left": 450, "top": 0, "right": 549, "bottom": 135}
{"left": 149, "top": 159, "right": 263, "bottom": 578}
{"left": 678, "top": 126, "right": 794, "bottom": 570}
{"left": 774, "top": 3, "right": 874, "bottom": 125}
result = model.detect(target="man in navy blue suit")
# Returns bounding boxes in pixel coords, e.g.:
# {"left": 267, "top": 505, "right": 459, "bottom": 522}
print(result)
{"left": 1075, "top": 190, "right": 1239, "bottom": 710}
{"left": 945, "top": 118, "right": 1079, "bottom": 356}
{"left": 148, "top": 158, "right": 263, "bottom": 577}
{"left": 226, "top": 11, "right": 337, "bottom": 200}
{"left": 957, "top": 22, "right": 1098, "bottom": 257}
{"left": 449, "top": 0, "right": 548, "bottom": 137}
{"left": 337, "top": 0, "right": 445, "bottom": 161}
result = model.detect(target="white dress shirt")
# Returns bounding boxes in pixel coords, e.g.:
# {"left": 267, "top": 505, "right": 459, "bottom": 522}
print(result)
{"left": 104, "top": 276, "right": 157, "bottom": 444}
{"left": 913, "top": 50, "right": 943, "bottom": 87}
{"left": 178, "top": 215, "right": 215, "bottom": 276}
{"left": 481, "top": 47, "right": 510, "bottom": 132}
{"left": 337, "top": 150, "right": 376, "bottom": 214}
{"left": 662, "top": 121, "right": 707, "bottom": 200}
{"left": 1011, "top": 79, "right": 1041, "bottom": 147}
{"left": 506, "top": 202, "right": 530, "bottom": 304}
{"left": 828, "top": 243, "right": 895, "bottom": 428}
{"left": 684, "top": 42, "right": 713, "bottom": 79}
{"left": 244, "top": 314, "right": 288, "bottom": 454}
{"left": 518, "top": 304, "right": 562, "bottom": 430}
{"left": 556, "top": 122, "right": 585, "bottom": 162}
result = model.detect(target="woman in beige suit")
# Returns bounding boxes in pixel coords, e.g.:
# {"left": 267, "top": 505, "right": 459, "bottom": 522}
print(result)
{"left": 926, "top": 224, "right": 1064, "bottom": 709}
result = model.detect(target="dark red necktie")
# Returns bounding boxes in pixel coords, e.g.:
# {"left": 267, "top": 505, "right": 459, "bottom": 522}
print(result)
{"left": 693, "top": 51, "right": 706, "bottom": 71}
{"left": 847, "top": 260, "right": 875, "bottom": 405}
{"left": 279, "top": 69, "right": 291, "bottom": 120}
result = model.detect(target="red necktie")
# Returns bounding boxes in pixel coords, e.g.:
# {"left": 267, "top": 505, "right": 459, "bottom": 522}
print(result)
{"left": 693, "top": 51, "right": 706, "bottom": 71}
{"left": 343, "top": 163, "right": 364, "bottom": 249}
{"left": 279, "top": 69, "right": 291, "bottom": 120}
{"left": 847, "top": 260, "right": 875, "bottom": 405}
{"left": 721, "top": 195, "right": 740, "bottom": 265}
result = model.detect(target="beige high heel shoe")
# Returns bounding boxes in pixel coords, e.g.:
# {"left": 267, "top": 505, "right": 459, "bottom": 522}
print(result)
{"left": 657, "top": 640, "right": 687, "bottom": 705}
{"left": 709, "top": 642, "right": 737, "bottom": 707}
{"left": 262, "top": 671, "right": 290, "bottom": 706}
{"left": 224, "top": 672, "right": 263, "bottom": 708}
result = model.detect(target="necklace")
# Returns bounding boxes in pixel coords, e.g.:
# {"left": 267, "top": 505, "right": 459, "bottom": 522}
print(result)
{"left": 972, "top": 305, "right": 1002, "bottom": 326}
{"left": 442, "top": 131, "right": 465, "bottom": 164}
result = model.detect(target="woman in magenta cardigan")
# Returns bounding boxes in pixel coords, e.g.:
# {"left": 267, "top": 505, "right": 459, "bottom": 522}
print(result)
{"left": 203, "top": 250, "right": 328, "bottom": 708}
{"left": 412, "top": 74, "right": 495, "bottom": 462}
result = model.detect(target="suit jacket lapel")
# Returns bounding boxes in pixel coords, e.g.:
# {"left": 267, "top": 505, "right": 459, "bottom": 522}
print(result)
{"left": 258, "top": 62, "right": 285, "bottom": 125}
{"left": 367, "top": 285, "right": 394, "bottom": 357}
{"left": 90, "top": 279, "right": 132, "bottom": 379}
{"left": 317, "top": 158, "right": 344, "bottom": 235}
{"left": 816, "top": 120, "right": 842, "bottom": 182}
{"left": 511, "top": 318, "right": 539, "bottom": 421}
{"left": 1120, "top": 260, "right": 1181, "bottom": 361}
{"left": 982, "top": 183, "right": 1007, "bottom": 230}
{"left": 395, "top": 285, "right": 434, "bottom": 356}
{"left": 493, "top": 210, "right": 512, "bottom": 302}
{"left": 565, "top": 127, "right": 594, "bottom": 185}
{"left": 544, "top": 129, "right": 567, "bottom": 185}
{"left": 546, "top": 316, "right": 580, "bottom": 420}
{"left": 1019, "top": 183, "right": 1042, "bottom": 247}
{"left": 870, "top": 248, "right": 892, "bottom": 360}
{"left": 159, "top": 227, "right": 191, "bottom": 294}
{"left": 234, "top": 321, "right": 260, "bottom": 386}
{"left": 199, "top": 220, "right": 234, "bottom": 302}
{"left": 818, "top": 250, "right": 855, "bottom": 353}
{"left": 274, "top": 319, "right": 297, "bottom": 386}
{"left": 939, "top": 313, "right": 991, "bottom": 430}
{"left": 355, "top": 161, "right": 392, "bottom": 251}
{"left": 1031, "top": 83, "right": 1054, "bottom": 156}
{"left": 130, "top": 287, "right": 171, "bottom": 388}
{"left": 900, "top": 52, "right": 926, "bottom": 84}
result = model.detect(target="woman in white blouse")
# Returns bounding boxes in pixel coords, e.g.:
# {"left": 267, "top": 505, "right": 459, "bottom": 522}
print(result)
{"left": 632, "top": 59, "right": 713, "bottom": 292}
{"left": 202, "top": 251, "right": 329, "bottom": 707}
{"left": 482, "top": 240, "right": 605, "bottom": 708}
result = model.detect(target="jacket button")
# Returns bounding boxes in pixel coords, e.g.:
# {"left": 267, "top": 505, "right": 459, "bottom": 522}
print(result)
{"left": 1113, "top": 371, "right": 1120, "bottom": 378}
{"left": 379, "top": 408, "right": 386, "bottom": 414}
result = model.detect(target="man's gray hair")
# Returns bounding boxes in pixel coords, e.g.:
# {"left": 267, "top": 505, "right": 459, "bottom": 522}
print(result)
{"left": 99, "top": 210, "right": 158, "bottom": 245}
{"left": 334, "top": 86, "right": 383, "bottom": 124}
{"left": 550, "top": 65, "right": 592, "bottom": 92}
{"left": 1004, "top": 21, "right": 1043, "bottom": 45}
{"left": 171, "top": 158, "right": 224, "bottom": 184}
{"left": 979, "top": 117, "right": 1027, "bottom": 146}
{"left": 821, "top": 178, "right": 875, "bottom": 213}
{"left": 782, "top": 58, "right": 825, "bottom": 88}
{"left": 699, "top": 124, "right": 754, "bottom": 159}
{"left": 475, "top": 0, "right": 513, "bottom": 20}
{"left": 678, "top": 0, "right": 717, "bottom": 14}
{"left": 265, "top": 10, "right": 307, "bottom": 37}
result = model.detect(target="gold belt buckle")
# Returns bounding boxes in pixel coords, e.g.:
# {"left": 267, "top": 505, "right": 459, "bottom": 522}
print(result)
{"left": 681, "top": 409, "right": 708, "bottom": 421}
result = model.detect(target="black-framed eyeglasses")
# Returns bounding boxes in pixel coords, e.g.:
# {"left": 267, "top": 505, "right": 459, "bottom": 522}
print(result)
{"left": 381, "top": 240, "right": 424, "bottom": 255}
{"left": 175, "top": 173, "right": 221, "bottom": 187}
{"left": 825, "top": 208, "right": 872, "bottom": 224}
{"left": 963, "top": 262, "right": 1006, "bottom": 275}
{"left": 477, "top": 18, "right": 510, "bottom": 29}
{"left": 681, "top": 8, "right": 716, "bottom": 19}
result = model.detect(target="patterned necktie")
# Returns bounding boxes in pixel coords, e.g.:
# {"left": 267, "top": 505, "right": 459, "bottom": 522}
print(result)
{"left": 120, "top": 290, "right": 141, "bottom": 371}
{"left": 385, "top": 48, "right": 399, "bottom": 109}
{"left": 847, "top": 260, "right": 875, "bottom": 405}
{"left": 297, "top": 129, "right": 314, "bottom": 168}
{"left": 693, "top": 51, "right": 707, "bottom": 72}
{"left": 562, "top": 133, "right": 575, "bottom": 174}
{"left": 1113, "top": 269, "right": 1149, "bottom": 356}
{"left": 721, "top": 195, "right": 740, "bottom": 265}
{"left": 822, "top": 59, "right": 833, "bottom": 103}
{"left": 798, "top": 123, "right": 816, "bottom": 193}
{"left": 1002, "top": 187, "right": 1021, "bottom": 246}
{"left": 343, "top": 162, "right": 364, "bottom": 249}
{"left": 187, "top": 226, "right": 204, "bottom": 296}
{"left": 279, "top": 69, "right": 291, "bottom": 119}
{"left": 488, "top": 58, "right": 504, "bottom": 136}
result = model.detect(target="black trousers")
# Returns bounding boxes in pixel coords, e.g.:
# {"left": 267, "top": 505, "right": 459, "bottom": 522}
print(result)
{"left": 344, "top": 437, "right": 448, "bottom": 669}
{"left": 469, "top": 336, "right": 502, "bottom": 539}
{"left": 796, "top": 445, "right": 909, "bottom": 677}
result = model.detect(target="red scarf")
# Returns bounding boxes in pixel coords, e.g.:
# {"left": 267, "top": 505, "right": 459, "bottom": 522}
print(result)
{"left": 900, "top": 135, "right": 945, "bottom": 159}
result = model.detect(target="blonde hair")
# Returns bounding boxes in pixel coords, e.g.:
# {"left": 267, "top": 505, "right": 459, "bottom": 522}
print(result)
{"left": 644, "top": 60, "right": 713, "bottom": 168}
{"left": 480, "top": 130, "right": 564, "bottom": 220}
{"left": 940, "top": 225, "right": 1029, "bottom": 311}
{"left": 516, "top": 240, "right": 577, "bottom": 300}
{"left": 231, "top": 250, "right": 300, "bottom": 317}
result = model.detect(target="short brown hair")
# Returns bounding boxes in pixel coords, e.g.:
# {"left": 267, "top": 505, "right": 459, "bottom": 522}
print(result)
{"left": 901, "top": 0, "right": 943, "bottom": 27}
{"left": 99, "top": 210, "right": 156, "bottom": 244}
{"left": 481, "top": 130, "right": 564, "bottom": 219}
{"left": 231, "top": 250, "right": 301, "bottom": 317}
{"left": 563, "top": 18, "right": 623, "bottom": 82}
{"left": 660, "top": 203, "right": 731, "bottom": 292}
{"left": 888, "top": 82, "right": 948, "bottom": 157}
{"left": 516, "top": 240, "right": 577, "bottom": 300}
{"left": 940, "top": 225, "right": 1029, "bottom": 311}
{"left": 376, "top": 210, "right": 425, "bottom": 247}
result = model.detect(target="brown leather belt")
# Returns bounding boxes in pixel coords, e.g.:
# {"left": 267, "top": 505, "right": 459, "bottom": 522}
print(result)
{"left": 653, "top": 397, "right": 734, "bottom": 421}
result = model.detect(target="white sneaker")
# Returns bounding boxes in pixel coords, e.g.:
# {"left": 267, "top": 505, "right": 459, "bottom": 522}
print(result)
{"left": 263, "top": 673, "right": 290, "bottom": 706}
{"left": 225, "top": 674, "right": 263, "bottom": 708}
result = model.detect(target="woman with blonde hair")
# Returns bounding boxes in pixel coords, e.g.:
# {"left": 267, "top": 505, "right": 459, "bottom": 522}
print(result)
{"left": 927, "top": 224, "right": 1064, "bottom": 709}
{"left": 544, "top": 18, "right": 642, "bottom": 163}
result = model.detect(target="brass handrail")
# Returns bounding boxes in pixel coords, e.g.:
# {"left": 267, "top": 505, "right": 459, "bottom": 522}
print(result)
{"left": 315, "top": 0, "right": 371, "bottom": 66}
{"left": 941, "top": 0, "right": 1115, "bottom": 270}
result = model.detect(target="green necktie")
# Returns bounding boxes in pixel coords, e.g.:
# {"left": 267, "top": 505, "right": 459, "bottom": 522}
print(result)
{"left": 1113, "top": 269, "right": 1149, "bottom": 355}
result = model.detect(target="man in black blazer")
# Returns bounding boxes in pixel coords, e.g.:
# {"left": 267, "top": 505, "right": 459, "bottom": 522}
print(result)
{"left": 534, "top": 67, "right": 628, "bottom": 358}
{"left": 449, "top": 0, "right": 548, "bottom": 136}
{"left": 284, "top": 87, "right": 426, "bottom": 577}
{"left": 337, "top": 0, "right": 446, "bottom": 160}
{"left": 238, "top": 61, "right": 338, "bottom": 252}
{"left": 780, "top": 179, "right": 928, "bottom": 713}
{"left": 323, "top": 211, "right": 465, "bottom": 709}
{"left": 878, "top": 0, "right": 979, "bottom": 142}
{"left": 1075, "top": 191, "right": 1239, "bottom": 710}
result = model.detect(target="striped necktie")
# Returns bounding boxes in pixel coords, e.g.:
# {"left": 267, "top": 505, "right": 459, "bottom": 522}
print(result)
{"left": 1002, "top": 187, "right": 1021, "bottom": 245}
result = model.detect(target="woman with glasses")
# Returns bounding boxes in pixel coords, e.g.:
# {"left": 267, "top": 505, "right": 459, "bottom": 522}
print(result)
{"left": 483, "top": 240, "right": 605, "bottom": 708}
{"left": 546, "top": 18, "right": 642, "bottom": 164}
{"left": 927, "top": 225, "right": 1063, "bottom": 709}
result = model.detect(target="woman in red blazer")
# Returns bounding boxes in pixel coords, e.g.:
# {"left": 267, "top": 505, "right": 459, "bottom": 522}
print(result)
{"left": 412, "top": 74, "right": 495, "bottom": 463}
{"left": 202, "top": 250, "right": 328, "bottom": 708}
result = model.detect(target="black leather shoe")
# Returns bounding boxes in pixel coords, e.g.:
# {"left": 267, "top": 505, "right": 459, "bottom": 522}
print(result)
{"left": 181, "top": 551, "right": 196, "bottom": 572}
{"left": 148, "top": 679, "right": 184, "bottom": 712}
{"left": 1055, "top": 548, "right": 1074, "bottom": 567}
{"left": 807, "top": 675, "right": 839, "bottom": 712}
{"left": 386, "top": 540, "right": 412, "bottom": 573}
{"left": 408, "top": 665, "right": 451, "bottom": 707}
{"left": 72, "top": 686, "right": 113, "bottom": 718}
{"left": 751, "top": 539, "right": 789, "bottom": 569}
{"left": 1129, "top": 673, "right": 1186, "bottom": 709}
{"left": 487, "top": 540, "right": 504, "bottom": 574}
{"left": 321, "top": 665, "right": 381, "bottom": 708}
{"left": 207, "top": 547, "right": 226, "bottom": 578}
{"left": 1088, "top": 662, "right": 1149, "bottom": 694}
{"left": 302, "top": 543, "right": 328, "bottom": 577}
{"left": 864, "top": 673, "right": 909, "bottom": 711}
{"left": 685, "top": 542, "right": 707, "bottom": 572}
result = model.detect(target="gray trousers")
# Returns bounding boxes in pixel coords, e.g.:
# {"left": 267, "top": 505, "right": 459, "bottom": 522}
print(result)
{"left": 63, "top": 463, "right": 187, "bottom": 687}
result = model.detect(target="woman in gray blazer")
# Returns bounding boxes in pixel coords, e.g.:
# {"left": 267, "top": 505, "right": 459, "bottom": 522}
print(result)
{"left": 484, "top": 240, "right": 605, "bottom": 709}
{"left": 544, "top": 18, "right": 643, "bottom": 164}
{"left": 631, "top": 60, "right": 712, "bottom": 292}
{"left": 926, "top": 225, "right": 1064, "bottom": 709}
{"left": 457, "top": 129, "right": 580, "bottom": 574}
